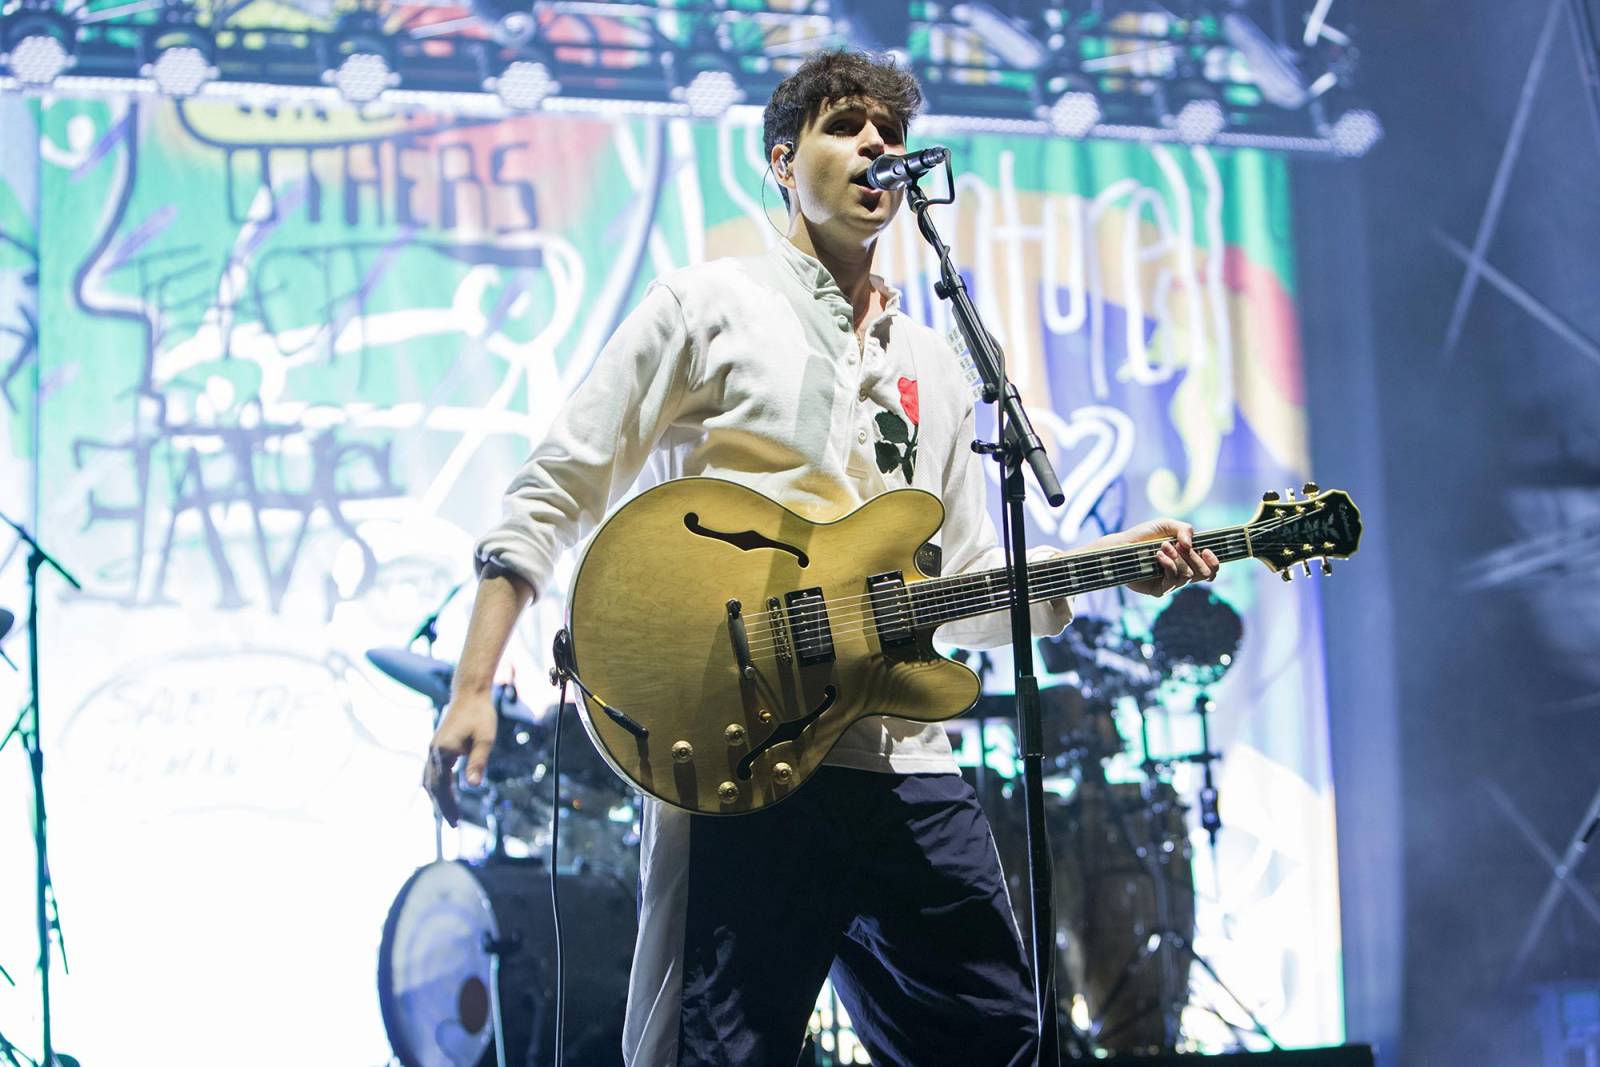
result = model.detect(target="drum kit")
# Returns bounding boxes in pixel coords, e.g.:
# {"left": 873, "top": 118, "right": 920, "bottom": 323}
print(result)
{"left": 366, "top": 645, "right": 638, "bottom": 1067}
{"left": 972, "top": 585, "right": 1263, "bottom": 1058}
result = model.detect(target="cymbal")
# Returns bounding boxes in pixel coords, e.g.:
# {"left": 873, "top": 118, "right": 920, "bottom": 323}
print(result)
{"left": 366, "top": 646, "right": 453, "bottom": 707}
{"left": 366, "top": 646, "right": 539, "bottom": 724}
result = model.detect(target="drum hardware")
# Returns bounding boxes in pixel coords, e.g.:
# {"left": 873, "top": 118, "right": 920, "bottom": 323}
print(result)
{"left": 370, "top": 643, "right": 539, "bottom": 862}
{"left": 481, "top": 928, "right": 520, "bottom": 1067}
{"left": 1082, "top": 589, "right": 1276, "bottom": 1055}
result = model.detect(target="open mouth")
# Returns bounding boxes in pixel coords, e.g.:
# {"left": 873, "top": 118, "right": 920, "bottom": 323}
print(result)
{"left": 849, "top": 170, "right": 872, "bottom": 188}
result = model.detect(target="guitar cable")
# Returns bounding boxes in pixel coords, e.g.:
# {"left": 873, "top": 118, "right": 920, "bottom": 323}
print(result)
{"left": 551, "top": 629, "right": 649, "bottom": 739}
{"left": 550, "top": 638, "right": 571, "bottom": 1067}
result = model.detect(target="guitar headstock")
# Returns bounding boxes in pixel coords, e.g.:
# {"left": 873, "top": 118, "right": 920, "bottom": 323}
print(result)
{"left": 1246, "top": 483, "right": 1362, "bottom": 579}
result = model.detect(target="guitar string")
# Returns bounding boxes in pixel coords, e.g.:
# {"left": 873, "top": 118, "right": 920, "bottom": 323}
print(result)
{"left": 731, "top": 512, "right": 1305, "bottom": 651}
{"left": 734, "top": 510, "right": 1327, "bottom": 657}
{"left": 736, "top": 517, "right": 1299, "bottom": 655}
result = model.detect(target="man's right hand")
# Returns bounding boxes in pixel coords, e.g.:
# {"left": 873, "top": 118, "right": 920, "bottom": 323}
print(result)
{"left": 424, "top": 692, "right": 498, "bottom": 827}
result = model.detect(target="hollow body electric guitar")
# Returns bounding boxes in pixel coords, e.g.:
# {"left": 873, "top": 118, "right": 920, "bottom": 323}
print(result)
{"left": 565, "top": 477, "right": 1361, "bottom": 815}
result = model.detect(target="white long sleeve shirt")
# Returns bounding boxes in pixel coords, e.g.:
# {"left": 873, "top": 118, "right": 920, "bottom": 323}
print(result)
{"left": 476, "top": 238, "right": 1071, "bottom": 773}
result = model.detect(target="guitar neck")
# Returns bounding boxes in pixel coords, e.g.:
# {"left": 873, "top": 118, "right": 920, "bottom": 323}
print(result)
{"left": 909, "top": 526, "right": 1254, "bottom": 629}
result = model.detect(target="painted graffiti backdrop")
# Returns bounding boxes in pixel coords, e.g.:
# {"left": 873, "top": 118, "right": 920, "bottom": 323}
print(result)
{"left": 0, "top": 93, "right": 1338, "bottom": 1064}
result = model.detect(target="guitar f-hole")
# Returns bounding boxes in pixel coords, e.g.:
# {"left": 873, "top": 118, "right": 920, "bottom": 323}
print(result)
{"left": 736, "top": 685, "right": 836, "bottom": 780}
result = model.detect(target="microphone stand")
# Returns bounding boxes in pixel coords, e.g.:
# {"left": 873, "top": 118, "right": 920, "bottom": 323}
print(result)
{"left": 905, "top": 163, "right": 1067, "bottom": 1067}
{"left": 0, "top": 509, "right": 83, "bottom": 1067}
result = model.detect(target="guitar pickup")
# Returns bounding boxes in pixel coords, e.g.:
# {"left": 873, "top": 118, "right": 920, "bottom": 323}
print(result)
{"left": 867, "top": 571, "right": 915, "bottom": 648}
{"left": 784, "top": 587, "right": 834, "bottom": 666}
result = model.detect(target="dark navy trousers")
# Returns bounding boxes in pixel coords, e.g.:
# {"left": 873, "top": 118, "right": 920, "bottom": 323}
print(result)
{"left": 652, "top": 767, "right": 1038, "bottom": 1067}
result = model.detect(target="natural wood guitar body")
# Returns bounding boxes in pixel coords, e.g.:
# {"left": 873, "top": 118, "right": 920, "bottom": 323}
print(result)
{"left": 567, "top": 478, "right": 979, "bottom": 815}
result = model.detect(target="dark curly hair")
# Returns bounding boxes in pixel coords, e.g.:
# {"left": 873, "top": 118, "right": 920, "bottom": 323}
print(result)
{"left": 762, "top": 49, "right": 924, "bottom": 207}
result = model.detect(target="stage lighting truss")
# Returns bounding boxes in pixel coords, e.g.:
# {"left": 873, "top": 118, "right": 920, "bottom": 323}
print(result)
{"left": 0, "top": 0, "right": 1382, "bottom": 157}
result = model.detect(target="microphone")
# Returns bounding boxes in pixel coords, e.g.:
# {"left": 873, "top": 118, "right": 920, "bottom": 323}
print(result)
{"left": 409, "top": 581, "right": 465, "bottom": 648}
{"left": 865, "top": 146, "right": 950, "bottom": 191}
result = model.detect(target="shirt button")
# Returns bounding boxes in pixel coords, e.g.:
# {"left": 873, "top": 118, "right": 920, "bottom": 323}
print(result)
{"left": 858, "top": 386, "right": 869, "bottom": 402}
{"left": 857, "top": 429, "right": 868, "bottom": 443}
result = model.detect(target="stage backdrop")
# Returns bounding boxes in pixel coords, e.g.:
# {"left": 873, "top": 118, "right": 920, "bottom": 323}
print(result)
{"left": 0, "top": 91, "right": 1341, "bottom": 1064}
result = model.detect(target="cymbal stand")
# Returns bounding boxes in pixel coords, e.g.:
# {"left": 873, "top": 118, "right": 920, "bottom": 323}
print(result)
{"left": 408, "top": 583, "right": 461, "bottom": 863}
{"left": 0, "top": 509, "right": 81, "bottom": 1067}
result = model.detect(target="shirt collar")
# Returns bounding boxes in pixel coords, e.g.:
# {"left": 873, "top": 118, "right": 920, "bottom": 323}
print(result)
{"left": 774, "top": 238, "right": 903, "bottom": 316}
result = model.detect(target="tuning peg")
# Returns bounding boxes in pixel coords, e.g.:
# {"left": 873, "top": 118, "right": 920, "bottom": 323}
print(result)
{"left": 1280, "top": 569, "right": 1293, "bottom": 582}
{"left": 1303, "top": 481, "right": 1319, "bottom": 496}
{"left": 1321, "top": 558, "right": 1334, "bottom": 576}
{"left": 1262, "top": 490, "right": 1280, "bottom": 502}
{"left": 1301, "top": 560, "right": 1313, "bottom": 578}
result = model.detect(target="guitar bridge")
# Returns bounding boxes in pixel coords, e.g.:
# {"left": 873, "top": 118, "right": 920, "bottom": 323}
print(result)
{"left": 766, "top": 597, "right": 792, "bottom": 663}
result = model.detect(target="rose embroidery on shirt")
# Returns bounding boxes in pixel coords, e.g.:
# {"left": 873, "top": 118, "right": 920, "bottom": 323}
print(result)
{"left": 874, "top": 376, "right": 919, "bottom": 481}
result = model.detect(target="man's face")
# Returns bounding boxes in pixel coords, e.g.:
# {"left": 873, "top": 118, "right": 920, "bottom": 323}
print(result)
{"left": 784, "top": 97, "right": 907, "bottom": 244}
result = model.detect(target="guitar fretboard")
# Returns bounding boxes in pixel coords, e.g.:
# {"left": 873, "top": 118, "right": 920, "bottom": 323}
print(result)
{"left": 906, "top": 527, "right": 1253, "bottom": 628}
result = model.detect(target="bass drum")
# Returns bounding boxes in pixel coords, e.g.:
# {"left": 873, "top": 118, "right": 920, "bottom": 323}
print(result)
{"left": 378, "top": 858, "right": 635, "bottom": 1067}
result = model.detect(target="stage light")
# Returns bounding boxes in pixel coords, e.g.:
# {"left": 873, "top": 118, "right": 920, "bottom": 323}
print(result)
{"left": 489, "top": 58, "right": 557, "bottom": 111}
{"left": 1173, "top": 97, "right": 1226, "bottom": 143}
{"left": 1328, "top": 108, "right": 1382, "bottom": 157}
{"left": 148, "top": 44, "right": 212, "bottom": 95}
{"left": 143, "top": 22, "right": 217, "bottom": 98}
{"left": 681, "top": 68, "right": 743, "bottom": 119}
{"left": 332, "top": 52, "right": 395, "bottom": 103}
{"left": 2, "top": 8, "right": 76, "bottom": 88}
{"left": 324, "top": 13, "right": 399, "bottom": 104}
{"left": 1047, "top": 89, "right": 1100, "bottom": 138}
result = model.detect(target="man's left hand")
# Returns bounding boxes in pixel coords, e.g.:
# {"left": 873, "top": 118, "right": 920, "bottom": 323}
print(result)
{"left": 1115, "top": 518, "right": 1221, "bottom": 597}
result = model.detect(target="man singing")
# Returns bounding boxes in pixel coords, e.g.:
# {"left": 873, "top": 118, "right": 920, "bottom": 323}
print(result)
{"left": 425, "top": 49, "right": 1218, "bottom": 1067}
